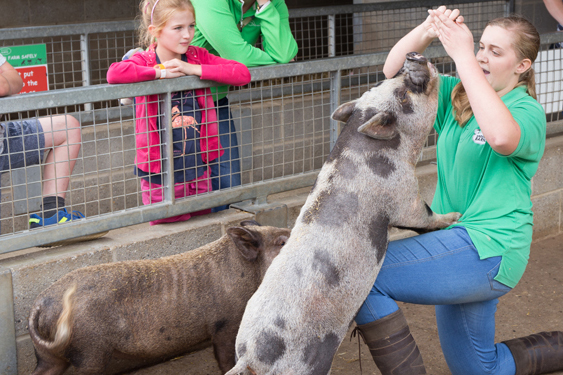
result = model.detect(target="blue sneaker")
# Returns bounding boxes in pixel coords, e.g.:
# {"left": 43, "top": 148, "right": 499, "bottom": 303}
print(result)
{"left": 29, "top": 208, "right": 85, "bottom": 229}
{"left": 29, "top": 209, "right": 108, "bottom": 247}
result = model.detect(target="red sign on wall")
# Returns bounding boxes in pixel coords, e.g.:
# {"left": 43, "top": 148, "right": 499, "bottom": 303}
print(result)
{"left": 16, "top": 66, "right": 49, "bottom": 94}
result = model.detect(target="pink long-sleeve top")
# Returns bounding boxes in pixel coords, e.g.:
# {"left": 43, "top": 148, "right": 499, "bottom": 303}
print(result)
{"left": 106, "top": 44, "right": 251, "bottom": 175}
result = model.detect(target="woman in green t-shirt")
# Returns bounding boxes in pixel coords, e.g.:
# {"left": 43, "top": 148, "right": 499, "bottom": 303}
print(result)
{"left": 353, "top": 7, "right": 560, "bottom": 375}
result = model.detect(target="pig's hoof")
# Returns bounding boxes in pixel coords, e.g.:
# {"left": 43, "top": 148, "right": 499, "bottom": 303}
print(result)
{"left": 443, "top": 212, "right": 462, "bottom": 226}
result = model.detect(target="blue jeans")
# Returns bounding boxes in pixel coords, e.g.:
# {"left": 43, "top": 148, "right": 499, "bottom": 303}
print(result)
{"left": 210, "top": 97, "right": 241, "bottom": 212}
{"left": 355, "top": 227, "right": 517, "bottom": 375}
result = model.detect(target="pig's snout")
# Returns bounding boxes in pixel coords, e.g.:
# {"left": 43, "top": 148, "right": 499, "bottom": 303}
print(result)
{"left": 406, "top": 52, "right": 427, "bottom": 64}
{"left": 403, "top": 52, "right": 434, "bottom": 92}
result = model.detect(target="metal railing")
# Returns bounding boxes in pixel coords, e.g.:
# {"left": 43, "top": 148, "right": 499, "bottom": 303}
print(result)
{"left": 1, "top": 28, "right": 563, "bottom": 252}
{"left": 0, "top": 0, "right": 513, "bottom": 96}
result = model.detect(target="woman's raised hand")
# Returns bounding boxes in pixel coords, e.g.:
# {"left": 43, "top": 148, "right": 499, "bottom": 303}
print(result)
{"left": 423, "top": 6, "right": 463, "bottom": 39}
{"left": 428, "top": 7, "right": 473, "bottom": 62}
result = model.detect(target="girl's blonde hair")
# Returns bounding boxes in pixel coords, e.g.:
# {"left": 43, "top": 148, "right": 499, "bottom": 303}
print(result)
{"left": 451, "top": 15, "right": 540, "bottom": 127}
{"left": 138, "top": 0, "right": 195, "bottom": 48}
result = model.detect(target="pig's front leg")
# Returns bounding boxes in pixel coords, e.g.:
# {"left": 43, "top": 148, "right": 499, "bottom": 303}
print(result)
{"left": 393, "top": 195, "right": 461, "bottom": 233}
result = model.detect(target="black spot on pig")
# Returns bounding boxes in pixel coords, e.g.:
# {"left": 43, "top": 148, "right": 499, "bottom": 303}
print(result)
{"left": 315, "top": 189, "right": 359, "bottom": 227}
{"left": 394, "top": 87, "right": 414, "bottom": 114}
{"left": 159, "top": 327, "right": 165, "bottom": 333}
{"left": 303, "top": 332, "right": 340, "bottom": 375}
{"left": 215, "top": 319, "right": 227, "bottom": 333}
{"left": 368, "top": 213, "right": 390, "bottom": 264}
{"left": 373, "top": 81, "right": 384, "bottom": 88}
{"left": 238, "top": 343, "right": 247, "bottom": 357}
{"left": 240, "top": 272, "right": 245, "bottom": 278}
{"left": 381, "top": 133, "right": 401, "bottom": 150}
{"left": 313, "top": 249, "right": 340, "bottom": 287}
{"left": 404, "top": 71, "right": 429, "bottom": 93}
{"left": 255, "top": 330, "right": 286, "bottom": 365}
{"left": 274, "top": 317, "right": 286, "bottom": 329}
{"left": 166, "top": 336, "right": 172, "bottom": 341}
{"left": 367, "top": 153, "right": 396, "bottom": 178}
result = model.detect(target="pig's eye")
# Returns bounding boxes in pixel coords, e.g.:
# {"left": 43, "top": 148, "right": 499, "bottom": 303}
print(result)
{"left": 276, "top": 236, "right": 288, "bottom": 246}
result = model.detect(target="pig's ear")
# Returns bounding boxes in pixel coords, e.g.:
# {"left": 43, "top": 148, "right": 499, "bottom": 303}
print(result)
{"left": 331, "top": 100, "right": 357, "bottom": 123}
{"left": 227, "top": 227, "right": 260, "bottom": 261}
{"left": 358, "top": 111, "right": 398, "bottom": 140}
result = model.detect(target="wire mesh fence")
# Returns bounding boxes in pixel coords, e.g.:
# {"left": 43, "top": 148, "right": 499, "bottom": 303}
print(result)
{"left": 2, "top": 0, "right": 563, "bottom": 252}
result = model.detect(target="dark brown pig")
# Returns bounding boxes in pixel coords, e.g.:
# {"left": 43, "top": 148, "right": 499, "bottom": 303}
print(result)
{"left": 28, "top": 220, "right": 290, "bottom": 375}
{"left": 227, "top": 53, "right": 461, "bottom": 375}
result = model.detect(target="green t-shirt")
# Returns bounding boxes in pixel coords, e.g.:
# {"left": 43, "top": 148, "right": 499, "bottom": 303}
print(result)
{"left": 191, "top": 0, "right": 298, "bottom": 100}
{"left": 432, "top": 75, "right": 546, "bottom": 288}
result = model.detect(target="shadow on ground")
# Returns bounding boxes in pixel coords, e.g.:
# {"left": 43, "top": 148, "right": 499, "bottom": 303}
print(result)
{"left": 126, "top": 233, "right": 563, "bottom": 375}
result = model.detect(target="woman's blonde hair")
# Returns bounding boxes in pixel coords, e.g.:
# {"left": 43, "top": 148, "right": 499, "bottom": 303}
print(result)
{"left": 451, "top": 15, "right": 540, "bottom": 127}
{"left": 138, "top": 0, "right": 195, "bottom": 48}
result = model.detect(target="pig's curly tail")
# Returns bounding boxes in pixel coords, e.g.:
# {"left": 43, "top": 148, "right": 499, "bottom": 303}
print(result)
{"left": 28, "top": 284, "right": 77, "bottom": 353}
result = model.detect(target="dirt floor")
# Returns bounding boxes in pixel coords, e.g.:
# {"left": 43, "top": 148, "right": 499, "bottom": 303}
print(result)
{"left": 127, "top": 233, "right": 563, "bottom": 375}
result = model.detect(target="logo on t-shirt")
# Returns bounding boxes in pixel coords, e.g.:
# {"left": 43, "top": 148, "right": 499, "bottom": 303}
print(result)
{"left": 473, "top": 129, "right": 486, "bottom": 145}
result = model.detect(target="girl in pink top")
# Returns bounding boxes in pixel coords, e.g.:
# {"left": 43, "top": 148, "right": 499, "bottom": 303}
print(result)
{"left": 107, "top": 0, "right": 250, "bottom": 225}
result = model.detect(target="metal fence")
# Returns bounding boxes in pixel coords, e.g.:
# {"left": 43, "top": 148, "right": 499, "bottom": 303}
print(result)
{"left": 0, "top": 1, "right": 512, "bottom": 93}
{"left": 2, "top": 0, "right": 563, "bottom": 253}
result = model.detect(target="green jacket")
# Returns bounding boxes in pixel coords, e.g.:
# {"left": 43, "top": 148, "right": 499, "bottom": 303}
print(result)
{"left": 191, "top": 0, "right": 298, "bottom": 99}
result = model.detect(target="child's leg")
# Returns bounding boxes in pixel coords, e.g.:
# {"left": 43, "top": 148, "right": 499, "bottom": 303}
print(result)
{"left": 38, "top": 115, "right": 81, "bottom": 198}
{"left": 210, "top": 97, "right": 241, "bottom": 212}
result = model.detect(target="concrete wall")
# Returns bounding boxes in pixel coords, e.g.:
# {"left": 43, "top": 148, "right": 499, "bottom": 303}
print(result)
{"left": 2, "top": 132, "right": 562, "bottom": 374}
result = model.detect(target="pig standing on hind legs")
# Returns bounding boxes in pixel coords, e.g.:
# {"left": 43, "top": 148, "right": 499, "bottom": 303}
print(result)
{"left": 226, "top": 53, "right": 461, "bottom": 375}
{"left": 28, "top": 221, "right": 290, "bottom": 375}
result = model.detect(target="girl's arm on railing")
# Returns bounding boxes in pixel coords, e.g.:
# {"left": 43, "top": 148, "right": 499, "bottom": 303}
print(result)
{"left": 106, "top": 55, "right": 157, "bottom": 84}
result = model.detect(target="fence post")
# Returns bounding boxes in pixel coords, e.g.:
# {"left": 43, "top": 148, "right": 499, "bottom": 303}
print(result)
{"left": 80, "top": 33, "right": 92, "bottom": 112}
{"left": 328, "top": 14, "right": 341, "bottom": 150}
{"left": 162, "top": 92, "right": 175, "bottom": 204}
{"left": 0, "top": 266, "right": 17, "bottom": 375}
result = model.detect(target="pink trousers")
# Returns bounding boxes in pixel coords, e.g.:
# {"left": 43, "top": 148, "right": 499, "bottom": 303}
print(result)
{"left": 140, "top": 170, "right": 212, "bottom": 225}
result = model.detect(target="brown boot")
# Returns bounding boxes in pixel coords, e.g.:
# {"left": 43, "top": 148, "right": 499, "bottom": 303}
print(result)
{"left": 503, "top": 331, "right": 563, "bottom": 375}
{"left": 354, "top": 309, "right": 426, "bottom": 375}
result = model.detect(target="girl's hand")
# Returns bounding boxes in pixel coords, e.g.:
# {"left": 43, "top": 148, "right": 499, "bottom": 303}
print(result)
{"left": 428, "top": 8, "right": 473, "bottom": 63}
{"left": 154, "top": 63, "right": 185, "bottom": 79}
{"left": 162, "top": 59, "right": 202, "bottom": 77}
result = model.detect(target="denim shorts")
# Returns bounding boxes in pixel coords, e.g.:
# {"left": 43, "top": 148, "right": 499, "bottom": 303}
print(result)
{"left": 0, "top": 120, "right": 45, "bottom": 173}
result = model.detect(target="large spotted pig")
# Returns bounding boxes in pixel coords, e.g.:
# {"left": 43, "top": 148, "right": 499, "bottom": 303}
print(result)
{"left": 226, "top": 53, "right": 461, "bottom": 375}
{"left": 28, "top": 221, "right": 290, "bottom": 375}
